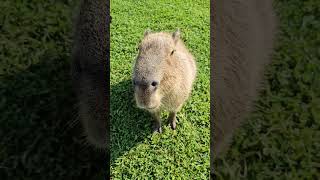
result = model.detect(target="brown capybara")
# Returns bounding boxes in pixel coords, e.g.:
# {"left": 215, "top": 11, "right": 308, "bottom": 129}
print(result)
{"left": 70, "top": 0, "right": 109, "bottom": 149}
{"left": 211, "top": 0, "right": 277, "bottom": 169}
{"left": 133, "top": 29, "right": 197, "bottom": 133}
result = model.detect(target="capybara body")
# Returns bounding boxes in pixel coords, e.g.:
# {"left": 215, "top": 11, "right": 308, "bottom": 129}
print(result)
{"left": 70, "top": 0, "right": 109, "bottom": 148}
{"left": 133, "top": 30, "right": 196, "bottom": 132}
{"left": 212, "top": 0, "right": 277, "bottom": 166}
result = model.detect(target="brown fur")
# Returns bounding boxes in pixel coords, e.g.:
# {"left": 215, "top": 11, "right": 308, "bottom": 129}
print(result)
{"left": 133, "top": 30, "right": 197, "bottom": 132}
{"left": 70, "top": 0, "right": 109, "bottom": 149}
{"left": 211, "top": 0, "right": 277, "bottom": 166}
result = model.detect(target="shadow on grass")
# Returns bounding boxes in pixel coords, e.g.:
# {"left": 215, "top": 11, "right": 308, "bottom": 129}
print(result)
{"left": 110, "top": 79, "right": 153, "bottom": 164}
{"left": 0, "top": 53, "right": 107, "bottom": 180}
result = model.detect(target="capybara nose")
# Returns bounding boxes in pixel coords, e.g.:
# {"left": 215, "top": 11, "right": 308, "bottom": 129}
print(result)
{"left": 150, "top": 81, "right": 159, "bottom": 87}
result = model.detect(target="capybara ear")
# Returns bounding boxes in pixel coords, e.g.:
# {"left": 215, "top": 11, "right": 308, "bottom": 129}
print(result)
{"left": 172, "top": 29, "right": 180, "bottom": 44}
{"left": 144, "top": 29, "right": 152, "bottom": 36}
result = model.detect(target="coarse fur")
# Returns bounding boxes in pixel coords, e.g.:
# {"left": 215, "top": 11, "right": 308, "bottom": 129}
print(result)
{"left": 133, "top": 30, "right": 197, "bottom": 132}
{"left": 70, "top": 0, "right": 110, "bottom": 149}
{"left": 211, "top": 0, "right": 277, "bottom": 173}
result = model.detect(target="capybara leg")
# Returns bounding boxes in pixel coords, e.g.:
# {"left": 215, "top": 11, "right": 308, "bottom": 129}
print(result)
{"left": 151, "top": 110, "right": 162, "bottom": 133}
{"left": 168, "top": 112, "right": 177, "bottom": 130}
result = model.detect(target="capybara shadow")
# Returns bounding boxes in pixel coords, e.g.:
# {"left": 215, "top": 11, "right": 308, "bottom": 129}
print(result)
{"left": 0, "top": 55, "right": 108, "bottom": 179}
{"left": 211, "top": 0, "right": 277, "bottom": 177}
{"left": 110, "top": 79, "right": 153, "bottom": 163}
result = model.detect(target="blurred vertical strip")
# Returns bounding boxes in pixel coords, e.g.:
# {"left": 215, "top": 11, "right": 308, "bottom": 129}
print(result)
{"left": 211, "top": 0, "right": 277, "bottom": 178}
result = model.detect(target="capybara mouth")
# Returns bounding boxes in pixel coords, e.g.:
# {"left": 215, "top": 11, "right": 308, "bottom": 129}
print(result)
{"left": 136, "top": 102, "right": 159, "bottom": 111}
{"left": 146, "top": 106, "right": 158, "bottom": 110}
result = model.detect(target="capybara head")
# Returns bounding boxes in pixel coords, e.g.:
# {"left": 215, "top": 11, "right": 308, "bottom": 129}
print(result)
{"left": 132, "top": 29, "right": 180, "bottom": 111}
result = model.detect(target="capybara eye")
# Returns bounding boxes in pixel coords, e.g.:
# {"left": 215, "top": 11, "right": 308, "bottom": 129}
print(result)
{"left": 170, "top": 49, "right": 175, "bottom": 55}
{"left": 151, "top": 81, "right": 158, "bottom": 87}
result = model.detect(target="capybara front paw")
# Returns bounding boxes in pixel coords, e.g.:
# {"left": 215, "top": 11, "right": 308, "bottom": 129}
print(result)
{"left": 170, "top": 120, "right": 176, "bottom": 130}
{"left": 152, "top": 125, "right": 162, "bottom": 133}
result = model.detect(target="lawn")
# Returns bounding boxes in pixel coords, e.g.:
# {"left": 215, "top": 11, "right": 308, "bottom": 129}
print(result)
{"left": 214, "top": 0, "right": 320, "bottom": 179}
{"left": 110, "top": 0, "right": 210, "bottom": 179}
{"left": 0, "top": 0, "right": 106, "bottom": 179}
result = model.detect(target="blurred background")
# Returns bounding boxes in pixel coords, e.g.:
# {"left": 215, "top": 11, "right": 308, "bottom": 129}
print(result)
{"left": 0, "top": 1, "right": 106, "bottom": 179}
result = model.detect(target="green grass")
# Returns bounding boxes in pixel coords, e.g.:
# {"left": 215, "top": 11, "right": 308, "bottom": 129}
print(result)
{"left": 214, "top": 0, "right": 320, "bottom": 179}
{"left": 110, "top": 0, "right": 210, "bottom": 179}
{"left": 0, "top": 1, "right": 106, "bottom": 179}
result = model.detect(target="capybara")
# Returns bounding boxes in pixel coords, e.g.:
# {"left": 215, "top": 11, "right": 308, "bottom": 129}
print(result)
{"left": 211, "top": 0, "right": 277, "bottom": 170}
{"left": 133, "top": 29, "right": 197, "bottom": 133}
{"left": 70, "top": 0, "right": 109, "bottom": 149}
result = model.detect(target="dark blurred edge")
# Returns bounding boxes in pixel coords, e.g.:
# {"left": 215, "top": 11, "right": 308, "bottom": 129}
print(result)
{"left": 0, "top": 0, "right": 111, "bottom": 179}
{"left": 105, "top": 0, "right": 111, "bottom": 179}
{"left": 210, "top": 0, "right": 215, "bottom": 179}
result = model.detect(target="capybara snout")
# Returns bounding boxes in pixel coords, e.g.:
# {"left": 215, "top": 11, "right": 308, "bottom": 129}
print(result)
{"left": 133, "top": 79, "right": 162, "bottom": 110}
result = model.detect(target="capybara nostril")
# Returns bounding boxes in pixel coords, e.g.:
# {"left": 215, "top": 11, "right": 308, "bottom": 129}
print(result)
{"left": 151, "top": 81, "right": 158, "bottom": 87}
{"left": 133, "top": 80, "right": 137, "bottom": 86}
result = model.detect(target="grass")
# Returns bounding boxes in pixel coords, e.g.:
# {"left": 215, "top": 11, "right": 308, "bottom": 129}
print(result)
{"left": 110, "top": 0, "right": 210, "bottom": 179}
{"left": 0, "top": 1, "right": 106, "bottom": 179}
{"left": 214, "top": 0, "right": 320, "bottom": 179}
